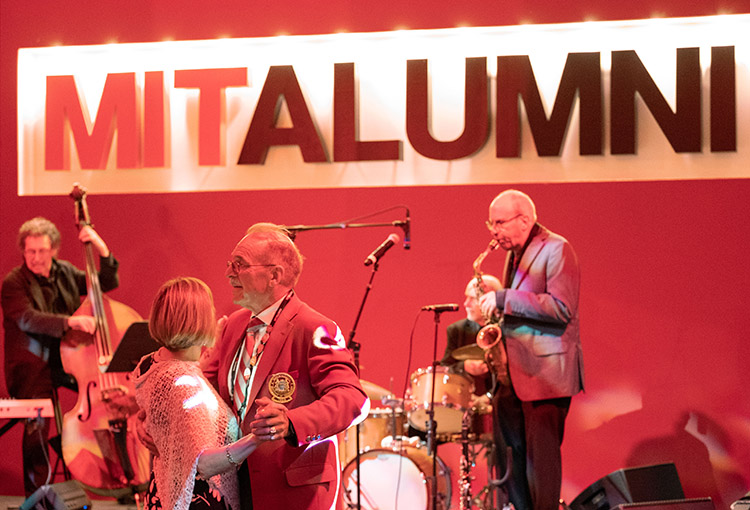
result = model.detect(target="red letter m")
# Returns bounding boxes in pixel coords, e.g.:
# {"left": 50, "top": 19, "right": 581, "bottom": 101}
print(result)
{"left": 45, "top": 73, "right": 137, "bottom": 170}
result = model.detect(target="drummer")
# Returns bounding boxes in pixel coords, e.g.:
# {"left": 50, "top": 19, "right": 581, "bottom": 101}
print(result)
{"left": 440, "top": 274, "right": 503, "bottom": 397}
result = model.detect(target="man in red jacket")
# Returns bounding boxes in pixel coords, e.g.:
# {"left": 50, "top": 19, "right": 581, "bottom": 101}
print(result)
{"left": 202, "top": 222, "right": 369, "bottom": 510}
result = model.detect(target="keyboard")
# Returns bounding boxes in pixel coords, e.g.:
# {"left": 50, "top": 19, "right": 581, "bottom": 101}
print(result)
{"left": 0, "top": 398, "right": 54, "bottom": 419}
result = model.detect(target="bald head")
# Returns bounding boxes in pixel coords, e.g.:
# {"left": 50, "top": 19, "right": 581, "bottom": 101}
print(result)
{"left": 490, "top": 190, "right": 537, "bottom": 222}
{"left": 487, "top": 189, "right": 537, "bottom": 253}
{"left": 464, "top": 274, "right": 502, "bottom": 324}
{"left": 466, "top": 274, "right": 502, "bottom": 296}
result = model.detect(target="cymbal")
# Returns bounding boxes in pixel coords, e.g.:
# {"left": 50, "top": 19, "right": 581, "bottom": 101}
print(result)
{"left": 381, "top": 395, "right": 404, "bottom": 409}
{"left": 359, "top": 379, "right": 392, "bottom": 400}
{"left": 452, "top": 343, "right": 485, "bottom": 361}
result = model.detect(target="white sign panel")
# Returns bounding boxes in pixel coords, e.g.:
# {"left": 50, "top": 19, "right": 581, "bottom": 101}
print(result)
{"left": 16, "top": 14, "right": 750, "bottom": 195}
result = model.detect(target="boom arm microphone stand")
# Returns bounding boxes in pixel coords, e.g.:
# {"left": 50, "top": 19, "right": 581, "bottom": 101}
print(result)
{"left": 285, "top": 220, "right": 408, "bottom": 243}
{"left": 282, "top": 212, "right": 408, "bottom": 510}
{"left": 282, "top": 203, "right": 411, "bottom": 249}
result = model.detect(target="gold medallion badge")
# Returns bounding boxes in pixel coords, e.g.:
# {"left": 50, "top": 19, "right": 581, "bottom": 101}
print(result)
{"left": 268, "top": 372, "right": 295, "bottom": 403}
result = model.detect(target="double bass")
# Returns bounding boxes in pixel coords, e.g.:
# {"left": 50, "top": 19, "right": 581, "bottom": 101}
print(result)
{"left": 60, "top": 184, "right": 150, "bottom": 496}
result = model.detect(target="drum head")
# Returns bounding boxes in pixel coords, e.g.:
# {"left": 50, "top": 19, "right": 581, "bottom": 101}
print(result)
{"left": 341, "top": 447, "right": 450, "bottom": 510}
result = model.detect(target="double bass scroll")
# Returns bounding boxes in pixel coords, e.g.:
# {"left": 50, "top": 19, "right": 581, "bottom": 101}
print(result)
{"left": 60, "top": 183, "right": 150, "bottom": 496}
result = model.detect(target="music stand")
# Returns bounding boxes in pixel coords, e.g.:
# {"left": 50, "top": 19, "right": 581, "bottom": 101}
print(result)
{"left": 106, "top": 321, "right": 159, "bottom": 373}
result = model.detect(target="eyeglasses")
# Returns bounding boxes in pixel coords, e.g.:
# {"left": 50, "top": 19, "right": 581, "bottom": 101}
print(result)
{"left": 226, "top": 260, "right": 276, "bottom": 274}
{"left": 486, "top": 213, "right": 523, "bottom": 231}
{"left": 24, "top": 248, "right": 52, "bottom": 257}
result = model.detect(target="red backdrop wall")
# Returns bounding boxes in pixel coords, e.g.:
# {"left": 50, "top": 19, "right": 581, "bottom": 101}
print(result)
{"left": 2, "top": 1, "right": 749, "bottom": 508}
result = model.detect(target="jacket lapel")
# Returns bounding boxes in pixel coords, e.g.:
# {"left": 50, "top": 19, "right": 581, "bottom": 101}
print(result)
{"left": 511, "top": 226, "right": 549, "bottom": 289}
{"left": 22, "top": 265, "right": 47, "bottom": 311}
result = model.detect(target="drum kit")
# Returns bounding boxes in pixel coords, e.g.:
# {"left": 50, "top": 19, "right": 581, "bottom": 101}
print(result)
{"left": 339, "top": 344, "right": 500, "bottom": 510}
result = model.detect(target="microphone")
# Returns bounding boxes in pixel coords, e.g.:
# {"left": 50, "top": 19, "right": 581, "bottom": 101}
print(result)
{"left": 364, "top": 233, "right": 400, "bottom": 266}
{"left": 421, "top": 303, "right": 460, "bottom": 312}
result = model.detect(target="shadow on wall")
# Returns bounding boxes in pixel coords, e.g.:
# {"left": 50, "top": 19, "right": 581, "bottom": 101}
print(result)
{"left": 583, "top": 390, "right": 747, "bottom": 510}
{"left": 625, "top": 411, "right": 723, "bottom": 508}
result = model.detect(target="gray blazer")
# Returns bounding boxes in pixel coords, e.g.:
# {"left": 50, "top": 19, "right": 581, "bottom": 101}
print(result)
{"left": 498, "top": 224, "right": 585, "bottom": 401}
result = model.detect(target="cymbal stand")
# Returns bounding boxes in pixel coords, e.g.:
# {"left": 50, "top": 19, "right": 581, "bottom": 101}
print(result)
{"left": 479, "top": 444, "right": 513, "bottom": 510}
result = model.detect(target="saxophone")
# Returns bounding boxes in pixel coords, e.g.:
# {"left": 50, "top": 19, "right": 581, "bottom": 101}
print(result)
{"left": 473, "top": 240, "right": 511, "bottom": 387}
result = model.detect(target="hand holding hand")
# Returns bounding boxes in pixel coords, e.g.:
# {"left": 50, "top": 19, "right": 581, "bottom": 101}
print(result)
{"left": 250, "top": 397, "right": 290, "bottom": 441}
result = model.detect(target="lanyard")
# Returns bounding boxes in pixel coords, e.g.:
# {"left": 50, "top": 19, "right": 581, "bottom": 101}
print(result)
{"left": 229, "top": 289, "right": 294, "bottom": 417}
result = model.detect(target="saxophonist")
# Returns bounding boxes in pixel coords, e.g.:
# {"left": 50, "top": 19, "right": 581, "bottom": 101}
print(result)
{"left": 478, "top": 190, "right": 585, "bottom": 510}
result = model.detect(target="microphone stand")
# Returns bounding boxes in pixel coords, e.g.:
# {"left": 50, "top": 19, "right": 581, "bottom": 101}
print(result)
{"left": 426, "top": 308, "right": 449, "bottom": 510}
{"left": 347, "top": 260, "right": 381, "bottom": 510}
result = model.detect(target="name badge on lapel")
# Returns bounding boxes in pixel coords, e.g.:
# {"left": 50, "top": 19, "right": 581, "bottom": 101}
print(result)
{"left": 268, "top": 372, "right": 295, "bottom": 403}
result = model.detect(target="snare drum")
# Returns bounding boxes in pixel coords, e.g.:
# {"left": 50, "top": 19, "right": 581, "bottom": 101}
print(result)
{"left": 338, "top": 407, "right": 406, "bottom": 465}
{"left": 341, "top": 445, "right": 451, "bottom": 510}
{"left": 406, "top": 366, "right": 474, "bottom": 434}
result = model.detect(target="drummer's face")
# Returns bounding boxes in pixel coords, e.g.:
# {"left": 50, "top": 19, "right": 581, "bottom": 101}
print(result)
{"left": 463, "top": 282, "right": 483, "bottom": 324}
{"left": 23, "top": 235, "right": 57, "bottom": 278}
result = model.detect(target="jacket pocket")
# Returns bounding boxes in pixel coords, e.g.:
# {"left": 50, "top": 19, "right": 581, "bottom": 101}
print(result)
{"left": 532, "top": 337, "right": 567, "bottom": 356}
{"left": 284, "top": 440, "right": 337, "bottom": 486}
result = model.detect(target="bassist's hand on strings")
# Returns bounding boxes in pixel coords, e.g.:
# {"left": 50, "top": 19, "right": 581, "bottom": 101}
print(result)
{"left": 78, "top": 225, "right": 110, "bottom": 258}
{"left": 67, "top": 315, "right": 97, "bottom": 334}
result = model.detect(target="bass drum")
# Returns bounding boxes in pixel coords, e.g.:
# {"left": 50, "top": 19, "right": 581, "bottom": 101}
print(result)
{"left": 338, "top": 407, "right": 406, "bottom": 465}
{"left": 341, "top": 445, "right": 451, "bottom": 510}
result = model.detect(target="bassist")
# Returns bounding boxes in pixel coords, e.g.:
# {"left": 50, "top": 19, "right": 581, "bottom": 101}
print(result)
{"left": 1, "top": 216, "right": 118, "bottom": 496}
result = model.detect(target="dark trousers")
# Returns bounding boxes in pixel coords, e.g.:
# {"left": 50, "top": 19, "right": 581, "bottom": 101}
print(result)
{"left": 22, "top": 416, "right": 52, "bottom": 496}
{"left": 9, "top": 367, "right": 76, "bottom": 497}
{"left": 493, "top": 386, "right": 571, "bottom": 510}
{"left": 238, "top": 461, "right": 253, "bottom": 510}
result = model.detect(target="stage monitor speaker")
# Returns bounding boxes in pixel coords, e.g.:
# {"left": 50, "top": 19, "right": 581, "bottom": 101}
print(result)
{"left": 570, "top": 463, "right": 685, "bottom": 510}
{"left": 19, "top": 480, "right": 91, "bottom": 510}
{"left": 614, "top": 497, "right": 715, "bottom": 510}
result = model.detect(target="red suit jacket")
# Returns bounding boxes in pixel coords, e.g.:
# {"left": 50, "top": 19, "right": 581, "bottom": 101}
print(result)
{"left": 202, "top": 293, "right": 369, "bottom": 510}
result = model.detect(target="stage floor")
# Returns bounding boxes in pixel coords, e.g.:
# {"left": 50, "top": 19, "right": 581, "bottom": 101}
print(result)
{"left": 0, "top": 495, "right": 139, "bottom": 510}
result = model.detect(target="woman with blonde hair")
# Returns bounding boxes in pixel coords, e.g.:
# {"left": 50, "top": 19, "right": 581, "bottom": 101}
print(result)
{"left": 133, "top": 277, "right": 257, "bottom": 510}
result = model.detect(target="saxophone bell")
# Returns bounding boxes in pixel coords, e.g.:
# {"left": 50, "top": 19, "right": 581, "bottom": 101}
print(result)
{"left": 476, "top": 322, "right": 510, "bottom": 387}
